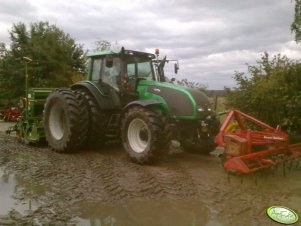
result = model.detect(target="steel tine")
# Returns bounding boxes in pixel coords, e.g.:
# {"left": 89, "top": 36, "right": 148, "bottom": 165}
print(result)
{"left": 296, "top": 158, "right": 300, "bottom": 169}
{"left": 270, "top": 165, "right": 276, "bottom": 176}
{"left": 289, "top": 161, "right": 293, "bottom": 172}
{"left": 272, "top": 164, "right": 276, "bottom": 174}
{"left": 263, "top": 169, "right": 268, "bottom": 182}
{"left": 252, "top": 173, "right": 258, "bottom": 185}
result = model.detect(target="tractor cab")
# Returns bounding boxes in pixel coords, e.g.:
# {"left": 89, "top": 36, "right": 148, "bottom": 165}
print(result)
{"left": 88, "top": 49, "right": 156, "bottom": 102}
{"left": 86, "top": 48, "right": 178, "bottom": 106}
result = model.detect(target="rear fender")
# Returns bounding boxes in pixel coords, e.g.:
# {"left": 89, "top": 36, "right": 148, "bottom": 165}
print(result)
{"left": 71, "top": 81, "right": 119, "bottom": 110}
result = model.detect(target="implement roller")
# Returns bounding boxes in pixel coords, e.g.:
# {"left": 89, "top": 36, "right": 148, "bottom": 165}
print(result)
{"left": 215, "top": 110, "right": 301, "bottom": 174}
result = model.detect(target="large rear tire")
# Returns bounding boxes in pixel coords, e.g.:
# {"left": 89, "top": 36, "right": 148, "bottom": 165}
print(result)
{"left": 74, "top": 88, "right": 109, "bottom": 148}
{"left": 43, "top": 88, "right": 88, "bottom": 152}
{"left": 121, "top": 106, "right": 170, "bottom": 164}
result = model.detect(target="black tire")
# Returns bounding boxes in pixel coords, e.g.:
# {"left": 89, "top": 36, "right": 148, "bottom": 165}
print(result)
{"left": 154, "top": 109, "right": 172, "bottom": 150}
{"left": 121, "top": 106, "right": 170, "bottom": 164}
{"left": 43, "top": 88, "right": 88, "bottom": 152}
{"left": 74, "top": 88, "right": 109, "bottom": 147}
{"left": 74, "top": 90, "right": 89, "bottom": 147}
{"left": 181, "top": 136, "right": 217, "bottom": 154}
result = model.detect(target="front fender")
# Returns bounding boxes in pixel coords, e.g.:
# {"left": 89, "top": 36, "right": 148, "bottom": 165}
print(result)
{"left": 122, "top": 100, "right": 163, "bottom": 114}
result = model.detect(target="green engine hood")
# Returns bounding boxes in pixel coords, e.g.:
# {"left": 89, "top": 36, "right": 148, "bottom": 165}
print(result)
{"left": 136, "top": 80, "right": 211, "bottom": 120}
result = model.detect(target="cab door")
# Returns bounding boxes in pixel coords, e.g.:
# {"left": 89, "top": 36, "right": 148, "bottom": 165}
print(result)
{"left": 121, "top": 61, "right": 139, "bottom": 105}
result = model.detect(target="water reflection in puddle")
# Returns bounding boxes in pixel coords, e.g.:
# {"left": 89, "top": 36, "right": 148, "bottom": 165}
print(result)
{"left": 73, "top": 199, "right": 222, "bottom": 226}
{"left": 0, "top": 168, "right": 37, "bottom": 216}
{"left": 0, "top": 165, "right": 224, "bottom": 225}
{"left": 0, "top": 169, "right": 17, "bottom": 215}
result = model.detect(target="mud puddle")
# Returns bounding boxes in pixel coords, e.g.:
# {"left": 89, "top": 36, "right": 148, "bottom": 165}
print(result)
{"left": 0, "top": 165, "right": 220, "bottom": 225}
{"left": 1, "top": 168, "right": 43, "bottom": 212}
{"left": 0, "top": 168, "right": 17, "bottom": 215}
{"left": 73, "top": 199, "right": 217, "bottom": 226}
{"left": 0, "top": 131, "right": 301, "bottom": 225}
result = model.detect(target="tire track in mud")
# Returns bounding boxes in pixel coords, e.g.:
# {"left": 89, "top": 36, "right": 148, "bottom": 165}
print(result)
{"left": 2, "top": 132, "right": 301, "bottom": 226}
{"left": 0, "top": 134, "right": 200, "bottom": 202}
{"left": 74, "top": 154, "right": 201, "bottom": 201}
{"left": 92, "top": 157, "right": 131, "bottom": 202}
{"left": 149, "top": 160, "right": 199, "bottom": 199}
{"left": 0, "top": 134, "right": 242, "bottom": 206}
{"left": 113, "top": 157, "right": 165, "bottom": 198}
{"left": 104, "top": 156, "right": 200, "bottom": 200}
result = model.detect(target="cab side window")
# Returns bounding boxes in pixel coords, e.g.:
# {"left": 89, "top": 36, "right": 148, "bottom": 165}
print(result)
{"left": 126, "top": 63, "right": 135, "bottom": 77}
{"left": 91, "top": 58, "right": 102, "bottom": 81}
{"left": 102, "top": 58, "right": 121, "bottom": 90}
{"left": 137, "top": 62, "right": 153, "bottom": 80}
{"left": 125, "top": 61, "right": 154, "bottom": 80}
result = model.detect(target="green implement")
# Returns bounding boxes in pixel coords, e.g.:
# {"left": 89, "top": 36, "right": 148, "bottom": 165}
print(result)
{"left": 13, "top": 88, "right": 55, "bottom": 143}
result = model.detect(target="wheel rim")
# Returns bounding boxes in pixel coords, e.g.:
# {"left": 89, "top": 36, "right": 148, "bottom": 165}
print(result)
{"left": 48, "top": 103, "right": 66, "bottom": 140}
{"left": 127, "top": 118, "right": 150, "bottom": 153}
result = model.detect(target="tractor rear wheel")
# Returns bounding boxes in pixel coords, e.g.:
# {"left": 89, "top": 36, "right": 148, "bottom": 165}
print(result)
{"left": 43, "top": 88, "right": 88, "bottom": 152}
{"left": 75, "top": 88, "right": 109, "bottom": 148}
{"left": 121, "top": 106, "right": 169, "bottom": 164}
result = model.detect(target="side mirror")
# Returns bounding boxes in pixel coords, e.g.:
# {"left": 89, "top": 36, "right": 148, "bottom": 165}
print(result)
{"left": 174, "top": 63, "right": 179, "bottom": 74}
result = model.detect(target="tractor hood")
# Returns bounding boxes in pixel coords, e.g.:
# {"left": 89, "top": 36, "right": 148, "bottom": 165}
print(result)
{"left": 137, "top": 80, "right": 212, "bottom": 119}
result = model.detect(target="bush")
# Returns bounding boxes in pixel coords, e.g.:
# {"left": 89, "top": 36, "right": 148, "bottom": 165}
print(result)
{"left": 226, "top": 52, "right": 301, "bottom": 135}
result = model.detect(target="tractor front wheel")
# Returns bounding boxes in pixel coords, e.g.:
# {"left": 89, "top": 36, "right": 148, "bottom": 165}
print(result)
{"left": 121, "top": 106, "right": 168, "bottom": 164}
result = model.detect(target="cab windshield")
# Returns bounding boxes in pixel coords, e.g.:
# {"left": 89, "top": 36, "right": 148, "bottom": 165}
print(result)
{"left": 124, "top": 57, "right": 155, "bottom": 81}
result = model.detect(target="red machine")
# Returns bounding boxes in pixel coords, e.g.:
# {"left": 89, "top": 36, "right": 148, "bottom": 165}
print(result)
{"left": 215, "top": 110, "right": 301, "bottom": 174}
{"left": 2, "top": 107, "right": 21, "bottom": 122}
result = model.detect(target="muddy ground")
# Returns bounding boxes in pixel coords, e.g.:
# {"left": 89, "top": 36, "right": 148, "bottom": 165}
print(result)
{"left": 0, "top": 122, "right": 300, "bottom": 226}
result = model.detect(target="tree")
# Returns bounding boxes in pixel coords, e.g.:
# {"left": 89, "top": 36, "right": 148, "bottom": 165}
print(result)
{"left": 174, "top": 78, "right": 207, "bottom": 90}
{"left": 0, "top": 41, "right": 24, "bottom": 106}
{"left": 0, "top": 21, "right": 86, "bottom": 105}
{"left": 93, "top": 40, "right": 120, "bottom": 51}
{"left": 291, "top": 0, "right": 301, "bottom": 42}
{"left": 226, "top": 52, "right": 301, "bottom": 135}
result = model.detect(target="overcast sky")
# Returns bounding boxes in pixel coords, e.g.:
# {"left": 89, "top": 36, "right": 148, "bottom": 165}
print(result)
{"left": 0, "top": 0, "right": 300, "bottom": 89}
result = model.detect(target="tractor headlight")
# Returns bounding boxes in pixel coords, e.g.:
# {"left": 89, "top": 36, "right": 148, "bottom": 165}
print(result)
{"left": 198, "top": 106, "right": 211, "bottom": 112}
{"left": 198, "top": 107, "right": 205, "bottom": 112}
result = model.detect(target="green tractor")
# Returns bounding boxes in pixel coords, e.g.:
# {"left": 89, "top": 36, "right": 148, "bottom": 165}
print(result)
{"left": 43, "top": 48, "right": 220, "bottom": 163}
{"left": 18, "top": 48, "right": 220, "bottom": 163}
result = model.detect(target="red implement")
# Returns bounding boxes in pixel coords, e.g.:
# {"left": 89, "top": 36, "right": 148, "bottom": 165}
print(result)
{"left": 2, "top": 107, "right": 21, "bottom": 122}
{"left": 215, "top": 110, "right": 301, "bottom": 174}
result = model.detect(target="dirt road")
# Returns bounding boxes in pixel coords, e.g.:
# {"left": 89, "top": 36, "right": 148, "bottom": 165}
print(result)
{"left": 0, "top": 122, "right": 300, "bottom": 226}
